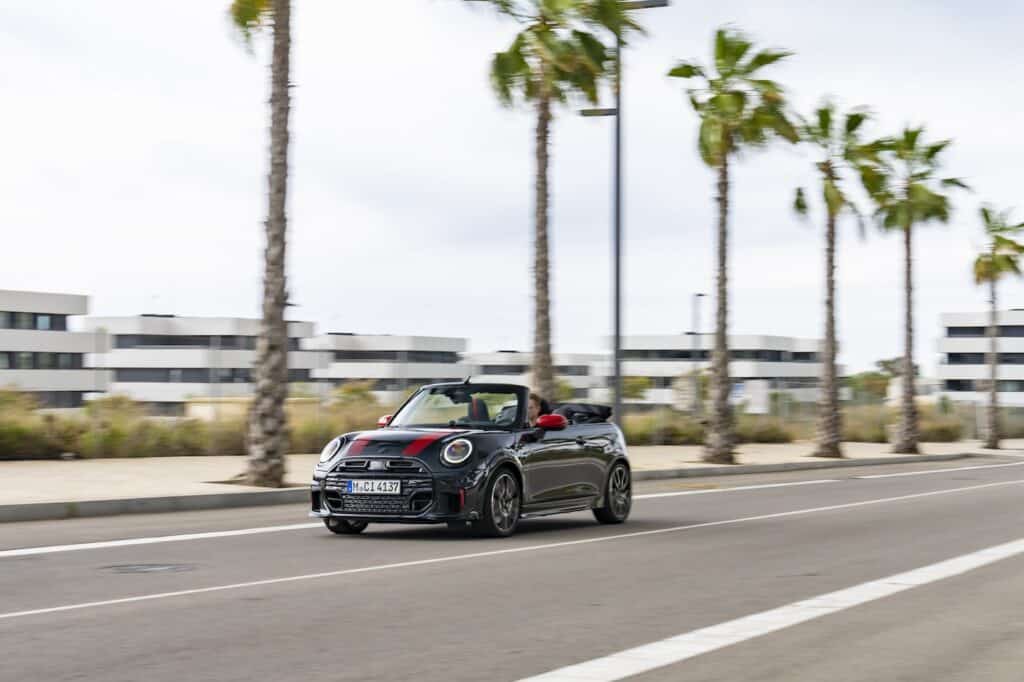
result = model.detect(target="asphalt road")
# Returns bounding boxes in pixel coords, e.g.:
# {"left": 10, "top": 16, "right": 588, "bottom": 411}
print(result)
{"left": 2, "top": 455, "right": 1023, "bottom": 682}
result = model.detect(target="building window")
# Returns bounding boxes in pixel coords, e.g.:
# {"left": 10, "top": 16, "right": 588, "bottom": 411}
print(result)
{"left": 14, "top": 312, "right": 33, "bottom": 329}
{"left": 0, "top": 311, "right": 10, "bottom": 328}
{"left": 0, "top": 352, "right": 9, "bottom": 369}
{"left": 36, "top": 314, "right": 51, "bottom": 331}
{"left": 36, "top": 353, "right": 55, "bottom": 369}
{"left": 332, "top": 350, "right": 460, "bottom": 363}
{"left": 944, "top": 380, "right": 973, "bottom": 391}
{"left": 947, "top": 326, "right": 984, "bottom": 337}
{"left": 480, "top": 364, "right": 528, "bottom": 375}
{"left": 16, "top": 352, "right": 33, "bottom": 369}
{"left": 947, "top": 353, "right": 985, "bottom": 364}
{"left": 57, "top": 353, "right": 73, "bottom": 369}
{"left": 288, "top": 369, "right": 311, "bottom": 382}
{"left": 555, "top": 365, "right": 590, "bottom": 376}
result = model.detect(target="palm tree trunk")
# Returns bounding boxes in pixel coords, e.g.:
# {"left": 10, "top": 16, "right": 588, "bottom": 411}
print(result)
{"left": 247, "top": 0, "right": 291, "bottom": 487}
{"left": 705, "top": 157, "right": 734, "bottom": 464}
{"left": 893, "top": 222, "right": 919, "bottom": 454}
{"left": 986, "top": 273, "right": 999, "bottom": 449}
{"left": 532, "top": 92, "right": 555, "bottom": 401}
{"left": 815, "top": 205, "right": 842, "bottom": 458}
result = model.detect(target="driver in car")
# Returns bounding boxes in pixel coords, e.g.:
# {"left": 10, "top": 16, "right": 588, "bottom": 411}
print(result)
{"left": 528, "top": 392, "right": 551, "bottom": 427}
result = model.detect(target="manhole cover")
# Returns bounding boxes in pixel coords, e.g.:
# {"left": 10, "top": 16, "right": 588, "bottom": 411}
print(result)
{"left": 103, "top": 563, "right": 196, "bottom": 574}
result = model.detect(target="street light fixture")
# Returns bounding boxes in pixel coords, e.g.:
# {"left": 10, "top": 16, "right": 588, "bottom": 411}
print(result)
{"left": 581, "top": 0, "right": 669, "bottom": 426}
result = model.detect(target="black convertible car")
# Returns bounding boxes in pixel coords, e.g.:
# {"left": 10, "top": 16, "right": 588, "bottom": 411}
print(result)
{"left": 310, "top": 382, "right": 631, "bottom": 537}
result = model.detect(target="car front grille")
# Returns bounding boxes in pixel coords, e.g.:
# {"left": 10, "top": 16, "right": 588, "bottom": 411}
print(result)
{"left": 329, "top": 494, "right": 412, "bottom": 515}
{"left": 323, "top": 463, "right": 434, "bottom": 516}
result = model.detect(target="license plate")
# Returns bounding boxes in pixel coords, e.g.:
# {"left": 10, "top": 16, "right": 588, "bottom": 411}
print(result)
{"left": 346, "top": 479, "right": 401, "bottom": 495}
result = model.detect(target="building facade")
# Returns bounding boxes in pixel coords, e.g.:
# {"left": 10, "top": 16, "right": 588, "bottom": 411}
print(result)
{"left": 937, "top": 310, "right": 1024, "bottom": 406}
{"left": 0, "top": 289, "right": 109, "bottom": 407}
{"left": 466, "top": 351, "right": 604, "bottom": 401}
{"left": 604, "top": 334, "right": 826, "bottom": 410}
{"left": 83, "top": 315, "right": 318, "bottom": 414}
{"left": 304, "top": 334, "right": 469, "bottom": 406}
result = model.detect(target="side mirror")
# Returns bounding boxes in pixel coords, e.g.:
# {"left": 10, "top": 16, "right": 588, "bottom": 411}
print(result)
{"left": 536, "top": 414, "right": 568, "bottom": 431}
{"left": 377, "top": 414, "right": 392, "bottom": 428}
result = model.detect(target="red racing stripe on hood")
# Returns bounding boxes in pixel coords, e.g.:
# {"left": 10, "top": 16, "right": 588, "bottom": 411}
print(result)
{"left": 403, "top": 432, "right": 448, "bottom": 456}
{"left": 345, "top": 438, "right": 370, "bottom": 456}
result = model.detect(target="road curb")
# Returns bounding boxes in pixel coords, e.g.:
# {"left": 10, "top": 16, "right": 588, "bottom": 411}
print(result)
{"left": 631, "top": 452, "right": 972, "bottom": 481}
{"left": 0, "top": 452, "right": 976, "bottom": 523}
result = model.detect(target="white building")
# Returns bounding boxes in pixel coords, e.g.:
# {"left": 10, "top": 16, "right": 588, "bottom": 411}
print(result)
{"left": 466, "top": 350, "right": 604, "bottom": 401}
{"left": 606, "top": 334, "right": 827, "bottom": 411}
{"left": 0, "top": 289, "right": 109, "bottom": 407}
{"left": 937, "top": 310, "right": 1024, "bottom": 406}
{"left": 304, "top": 334, "right": 469, "bottom": 405}
{"left": 83, "top": 315, "right": 318, "bottom": 415}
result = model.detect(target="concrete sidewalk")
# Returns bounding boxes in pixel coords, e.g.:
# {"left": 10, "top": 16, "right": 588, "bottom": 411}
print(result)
{"left": 0, "top": 439, "right": 1017, "bottom": 522}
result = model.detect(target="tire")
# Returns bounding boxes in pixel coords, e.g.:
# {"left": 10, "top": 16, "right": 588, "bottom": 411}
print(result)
{"left": 476, "top": 469, "right": 521, "bottom": 538}
{"left": 324, "top": 518, "right": 368, "bottom": 535}
{"left": 593, "top": 462, "right": 631, "bottom": 524}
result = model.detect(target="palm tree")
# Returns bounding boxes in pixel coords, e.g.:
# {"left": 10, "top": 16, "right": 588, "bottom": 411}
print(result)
{"left": 484, "top": 0, "right": 636, "bottom": 401}
{"left": 230, "top": 0, "right": 292, "bottom": 486}
{"left": 793, "top": 102, "right": 873, "bottom": 459}
{"left": 860, "top": 127, "right": 967, "bottom": 454}
{"left": 973, "top": 206, "right": 1024, "bottom": 450}
{"left": 667, "top": 28, "right": 798, "bottom": 464}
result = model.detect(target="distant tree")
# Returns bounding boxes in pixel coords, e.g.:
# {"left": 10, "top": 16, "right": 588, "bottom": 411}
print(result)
{"left": 793, "top": 101, "right": 875, "bottom": 458}
{"left": 229, "top": 0, "right": 292, "bottom": 487}
{"left": 622, "top": 376, "right": 652, "bottom": 400}
{"left": 668, "top": 27, "right": 798, "bottom": 463}
{"left": 973, "top": 205, "right": 1024, "bottom": 449}
{"left": 845, "top": 371, "right": 889, "bottom": 402}
{"left": 332, "top": 381, "right": 380, "bottom": 408}
{"left": 481, "top": 0, "right": 638, "bottom": 400}
{"left": 554, "top": 379, "right": 576, "bottom": 403}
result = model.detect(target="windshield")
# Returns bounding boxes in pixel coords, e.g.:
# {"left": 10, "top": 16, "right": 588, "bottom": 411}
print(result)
{"left": 388, "top": 386, "right": 523, "bottom": 429}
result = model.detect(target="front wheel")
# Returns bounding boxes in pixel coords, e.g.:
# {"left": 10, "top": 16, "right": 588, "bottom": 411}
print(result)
{"left": 593, "top": 462, "right": 631, "bottom": 524}
{"left": 476, "top": 470, "right": 521, "bottom": 538}
{"left": 324, "top": 518, "right": 368, "bottom": 535}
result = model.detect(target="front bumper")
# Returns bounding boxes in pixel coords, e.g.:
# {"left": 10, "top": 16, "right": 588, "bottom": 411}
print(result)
{"left": 309, "top": 461, "right": 486, "bottom": 524}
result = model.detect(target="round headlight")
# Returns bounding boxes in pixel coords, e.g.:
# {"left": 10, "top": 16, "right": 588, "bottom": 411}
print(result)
{"left": 441, "top": 438, "right": 474, "bottom": 466}
{"left": 318, "top": 438, "right": 342, "bottom": 464}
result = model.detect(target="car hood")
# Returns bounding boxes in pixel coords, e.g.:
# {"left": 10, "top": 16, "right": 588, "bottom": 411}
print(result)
{"left": 343, "top": 428, "right": 475, "bottom": 457}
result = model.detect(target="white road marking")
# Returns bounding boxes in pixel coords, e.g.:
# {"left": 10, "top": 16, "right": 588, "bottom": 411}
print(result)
{"left": 1, "top": 477, "right": 1021, "bottom": 622}
{"left": 1, "top": 460, "right": 1019, "bottom": 559}
{"left": 855, "top": 460, "right": 1024, "bottom": 479}
{"left": 519, "top": 535, "right": 1024, "bottom": 681}
{"left": 633, "top": 479, "right": 839, "bottom": 499}
{"left": 0, "top": 523, "right": 321, "bottom": 559}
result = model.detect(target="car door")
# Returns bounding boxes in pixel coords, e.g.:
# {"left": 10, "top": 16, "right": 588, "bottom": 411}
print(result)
{"left": 571, "top": 423, "right": 616, "bottom": 498}
{"left": 517, "top": 427, "right": 583, "bottom": 505}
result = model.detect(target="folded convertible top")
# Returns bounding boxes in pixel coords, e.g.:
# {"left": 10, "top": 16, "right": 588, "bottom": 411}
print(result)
{"left": 552, "top": 402, "right": 613, "bottom": 424}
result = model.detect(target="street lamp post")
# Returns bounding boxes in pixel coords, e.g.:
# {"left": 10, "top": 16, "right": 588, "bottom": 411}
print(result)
{"left": 689, "top": 292, "right": 706, "bottom": 416}
{"left": 581, "top": 0, "right": 668, "bottom": 425}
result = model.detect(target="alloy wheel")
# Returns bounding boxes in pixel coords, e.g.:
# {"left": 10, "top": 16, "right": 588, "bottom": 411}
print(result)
{"left": 609, "top": 465, "right": 631, "bottom": 519}
{"left": 490, "top": 472, "right": 520, "bottom": 533}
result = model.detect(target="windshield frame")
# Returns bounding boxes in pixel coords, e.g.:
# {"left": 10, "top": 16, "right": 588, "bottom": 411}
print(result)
{"left": 386, "top": 383, "right": 529, "bottom": 431}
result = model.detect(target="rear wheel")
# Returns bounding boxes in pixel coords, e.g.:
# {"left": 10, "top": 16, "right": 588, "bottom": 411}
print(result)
{"left": 324, "top": 518, "right": 368, "bottom": 535}
{"left": 593, "top": 462, "right": 631, "bottom": 524}
{"left": 476, "top": 469, "right": 521, "bottom": 537}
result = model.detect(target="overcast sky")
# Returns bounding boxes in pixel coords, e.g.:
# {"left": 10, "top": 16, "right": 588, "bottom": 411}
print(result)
{"left": 2, "top": 1, "right": 1022, "bottom": 373}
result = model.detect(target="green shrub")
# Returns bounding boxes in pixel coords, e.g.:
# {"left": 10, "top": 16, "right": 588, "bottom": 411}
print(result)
{"left": 735, "top": 416, "right": 794, "bottom": 444}
{"left": 841, "top": 405, "right": 892, "bottom": 442}
{"left": 0, "top": 419, "right": 59, "bottom": 460}
{"left": 919, "top": 414, "right": 963, "bottom": 442}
